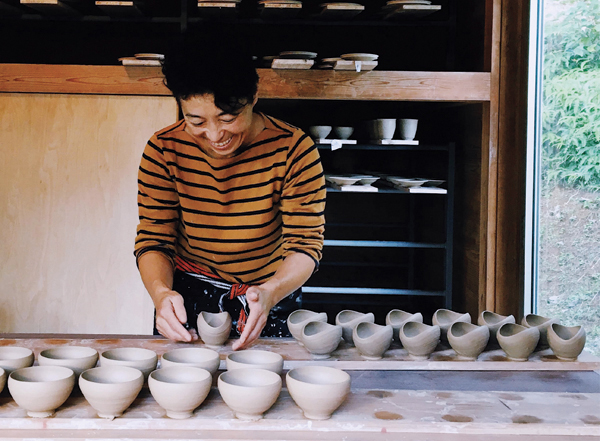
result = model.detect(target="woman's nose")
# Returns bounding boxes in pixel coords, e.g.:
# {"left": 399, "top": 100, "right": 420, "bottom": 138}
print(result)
{"left": 203, "top": 123, "right": 223, "bottom": 142}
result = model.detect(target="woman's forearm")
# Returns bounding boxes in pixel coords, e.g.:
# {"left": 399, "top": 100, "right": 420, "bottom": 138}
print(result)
{"left": 137, "top": 251, "right": 175, "bottom": 307}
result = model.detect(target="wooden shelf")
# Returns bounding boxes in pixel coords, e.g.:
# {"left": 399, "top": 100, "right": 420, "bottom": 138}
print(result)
{"left": 0, "top": 64, "right": 490, "bottom": 102}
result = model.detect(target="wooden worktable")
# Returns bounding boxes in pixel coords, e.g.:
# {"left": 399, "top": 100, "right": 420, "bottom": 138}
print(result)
{"left": 1, "top": 334, "right": 599, "bottom": 440}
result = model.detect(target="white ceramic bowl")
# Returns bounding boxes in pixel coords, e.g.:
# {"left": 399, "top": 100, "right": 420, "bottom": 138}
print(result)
{"left": 0, "top": 367, "right": 5, "bottom": 393}
{"left": 302, "top": 321, "right": 343, "bottom": 359}
{"left": 148, "top": 366, "right": 212, "bottom": 419}
{"left": 332, "top": 126, "right": 354, "bottom": 139}
{"left": 79, "top": 366, "right": 144, "bottom": 419}
{"left": 218, "top": 368, "right": 282, "bottom": 421}
{"left": 286, "top": 366, "right": 351, "bottom": 420}
{"left": 308, "top": 125, "right": 332, "bottom": 140}
{"left": 38, "top": 346, "right": 99, "bottom": 377}
{"left": 226, "top": 350, "right": 284, "bottom": 374}
{"left": 8, "top": 366, "right": 75, "bottom": 417}
{"left": 197, "top": 311, "right": 232, "bottom": 347}
{"left": 0, "top": 346, "right": 34, "bottom": 375}
{"left": 100, "top": 348, "right": 157, "bottom": 379}
{"left": 160, "top": 347, "right": 220, "bottom": 374}
{"left": 287, "top": 309, "right": 328, "bottom": 344}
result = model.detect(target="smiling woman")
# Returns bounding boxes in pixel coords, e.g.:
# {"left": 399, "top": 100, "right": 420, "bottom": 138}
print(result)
{"left": 134, "top": 35, "right": 326, "bottom": 350}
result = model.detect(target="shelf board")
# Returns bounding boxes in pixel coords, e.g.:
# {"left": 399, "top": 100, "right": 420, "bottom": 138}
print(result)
{"left": 0, "top": 65, "right": 490, "bottom": 101}
{"left": 324, "top": 239, "right": 446, "bottom": 248}
{"left": 302, "top": 287, "right": 445, "bottom": 296}
{"left": 318, "top": 143, "right": 449, "bottom": 151}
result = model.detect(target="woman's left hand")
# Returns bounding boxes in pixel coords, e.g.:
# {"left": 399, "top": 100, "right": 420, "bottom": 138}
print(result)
{"left": 232, "top": 285, "right": 274, "bottom": 351}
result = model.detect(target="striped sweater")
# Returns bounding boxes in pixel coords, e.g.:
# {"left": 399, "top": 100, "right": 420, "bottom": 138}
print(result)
{"left": 134, "top": 113, "right": 326, "bottom": 285}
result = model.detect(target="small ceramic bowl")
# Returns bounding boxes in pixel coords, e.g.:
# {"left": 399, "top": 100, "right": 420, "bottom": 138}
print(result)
{"left": 432, "top": 309, "right": 472, "bottom": 342}
{"left": 353, "top": 322, "right": 393, "bottom": 360}
{"left": 385, "top": 310, "right": 423, "bottom": 342}
{"left": 8, "top": 366, "right": 75, "bottom": 417}
{"left": 226, "top": 350, "right": 284, "bottom": 374}
{"left": 197, "top": 311, "right": 232, "bottom": 347}
{"left": 497, "top": 323, "right": 540, "bottom": 361}
{"left": 286, "top": 366, "right": 351, "bottom": 420}
{"left": 0, "top": 346, "right": 34, "bottom": 375}
{"left": 79, "top": 366, "right": 144, "bottom": 419}
{"left": 399, "top": 322, "right": 441, "bottom": 360}
{"left": 0, "top": 368, "right": 5, "bottom": 393}
{"left": 308, "top": 125, "right": 332, "bottom": 140}
{"left": 521, "top": 314, "right": 558, "bottom": 349}
{"left": 335, "top": 310, "right": 375, "bottom": 346}
{"left": 547, "top": 323, "right": 586, "bottom": 361}
{"left": 218, "top": 368, "right": 282, "bottom": 421}
{"left": 148, "top": 366, "right": 212, "bottom": 419}
{"left": 100, "top": 348, "right": 157, "bottom": 379}
{"left": 38, "top": 346, "right": 99, "bottom": 377}
{"left": 287, "top": 309, "right": 328, "bottom": 345}
{"left": 367, "top": 119, "right": 396, "bottom": 140}
{"left": 477, "top": 311, "right": 515, "bottom": 344}
{"left": 301, "top": 321, "right": 343, "bottom": 359}
{"left": 447, "top": 322, "right": 490, "bottom": 360}
{"left": 160, "top": 347, "right": 220, "bottom": 374}
{"left": 332, "top": 126, "right": 354, "bottom": 140}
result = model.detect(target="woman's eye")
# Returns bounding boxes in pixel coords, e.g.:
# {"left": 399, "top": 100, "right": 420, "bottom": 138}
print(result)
{"left": 221, "top": 118, "right": 236, "bottom": 124}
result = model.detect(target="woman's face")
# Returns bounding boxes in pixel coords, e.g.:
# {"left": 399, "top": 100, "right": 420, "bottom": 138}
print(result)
{"left": 181, "top": 93, "right": 257, "bottom": 158}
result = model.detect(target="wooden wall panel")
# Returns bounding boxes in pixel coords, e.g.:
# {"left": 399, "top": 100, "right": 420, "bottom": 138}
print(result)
{"left": 0, "top": 93, "right": 178, "bottom": 334}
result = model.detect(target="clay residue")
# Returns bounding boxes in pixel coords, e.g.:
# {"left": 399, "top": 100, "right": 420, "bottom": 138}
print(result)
{"left": 0, "top": 340, "right": 17, "bottom": 346}
{"left": 559, "top": 394, "right": 588, "bottom": 400}
{"left": 436, "top": 392, "right": 453, "bottom": 399}
{"left": 512, "top": 415, "right": 543, "bottom": 424}
{"left": 375, "top": 411, "right": 403, "bottom": 420}
{"left": 580, "top": 415, "right": 600, "bottom": 425}
{"left": 498, "top": 393, "right": 524, "bottom": 401}
{"left": 442, "top": 414, "right": 473, "bottom": 423}
{"left": 367, "top": 390, "right": 393, "bottom": 399}
{"left": 44, "top": 339, "right": 69, "bottom": 345}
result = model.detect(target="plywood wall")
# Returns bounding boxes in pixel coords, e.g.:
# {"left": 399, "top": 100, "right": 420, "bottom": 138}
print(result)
{"left": 0, "top": 93, "right": 178, "bottom": 334}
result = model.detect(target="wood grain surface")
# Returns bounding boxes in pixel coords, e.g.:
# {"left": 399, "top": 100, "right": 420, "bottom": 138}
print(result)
{"left": 0, "top": 93, "right": 178, "bottom": 334}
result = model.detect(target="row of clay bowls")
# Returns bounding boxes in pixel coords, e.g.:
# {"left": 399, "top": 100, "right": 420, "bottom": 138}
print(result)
{"left": 0, "top": 346, "right": 351, "bottom": 421}
{"left": 288, "top": 309, "right": 587, "bottom": 361}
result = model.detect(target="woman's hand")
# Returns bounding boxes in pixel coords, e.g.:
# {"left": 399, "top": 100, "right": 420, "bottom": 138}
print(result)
{"left": 153, "top": 289, "right": 198, "bottom": 343}
{"left": 232, "top": 285, "right": 274, "bottom": 350}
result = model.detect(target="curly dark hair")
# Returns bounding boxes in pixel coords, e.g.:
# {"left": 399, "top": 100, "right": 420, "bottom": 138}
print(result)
{"left": 162, "top": 34, "right": 259, "bottom": 113}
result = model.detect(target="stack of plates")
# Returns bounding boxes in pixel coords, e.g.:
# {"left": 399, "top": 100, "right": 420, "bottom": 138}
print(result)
{"left": 118, "top": 53, "right": 164, "bottom": 66}
{"left": 318, "top": 2, "right": 364, "bottom": 20}
{"left": 259, "top": 0, "right": 302, "bottom": 19}
{"left": 271, "top": 51, "right": 317, "bottom": 69}
{"left": 382, "top": 0, "right": 441, "bottom": 19}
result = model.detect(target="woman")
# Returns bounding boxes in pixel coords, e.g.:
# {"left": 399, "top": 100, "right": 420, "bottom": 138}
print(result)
{"left": 134, "top": 39, "right": 326, "bottom": 350}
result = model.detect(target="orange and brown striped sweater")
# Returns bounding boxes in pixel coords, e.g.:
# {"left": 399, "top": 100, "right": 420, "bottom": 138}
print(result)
{"left": 134, "top": 113, "right": 326, "bottom": 285}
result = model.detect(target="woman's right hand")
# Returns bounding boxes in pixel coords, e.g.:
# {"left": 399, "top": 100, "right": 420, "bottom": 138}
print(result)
{"left": 153, "top": 289, "right": 198, "bottom": 342}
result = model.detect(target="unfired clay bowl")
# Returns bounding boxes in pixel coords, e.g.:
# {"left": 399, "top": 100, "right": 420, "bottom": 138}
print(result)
{"left": 0, "top": 346, "right": 34, "bottom": 375}
{"left": 367, "top": 119, "right": 396, "bottom": 140}
{"left": 226, "top": 350, "right": 284, "bottom": 374}
{"left": 477, "top": 311, "right": 515, "bottom": 344}
{"left": 385, "top": 309, "right": 423, "bottom": 342}
{"left": 332, "top": 126, "right": 354, "bottom": 140}
{"left": 547, "top": 323, "right": 586, "bottom": 361}
{"left": 397, "top": 118, "right": 418, "bottom": 140}
{"left": 335, "top": 310, "right": 375, "bottom": 346}
{"left": 308, "top": 125, "right": 332, "bottom": 140}
{"left": 399, "top": 322, "right": 441, "bottom": 360}
{"left": 8, "top": 366, "right": 75, "bottom": 417}
{"left": 287, "top": 309, "right": 328, "bottom": 345}
{"left": 79, "top": 366, "right": 144, "bottom": 419}
{"left": 160, "top": 348, "right": 220, "bottom": 375}
{"left": 432, "top": 309, "right": 472, "bottom": 342}
{"left": 447, "top": 322, "right": 490, "bottom": 360}
{"left": 521, "top": 314, "right": 558, "bottom": 349}
{"left": 39, "top": 346, "right": 99, "bottom": 377}
{"left": 148, "top": 366, "right": 212, "bottom": 419}
{"left": 197, "top": 311, "right": 232, "bottom": 347}
{"left": 100, "top": 347, "right": 157, "bottom": 379}
{"left": 353, "top": 322, "right": 393, "bottom": 360}
{"left": 497, "top": 323, "right": 540, "bottom": 361}
{"left": 301, "top": 321, "right": 342, "bottom": 359}
{"left": 0, "top": 368, "right": 5, "bottom": 393}
{"left": 218, "top": 368, "right": 282, "bottom": 421}
{"left": 286, "top": 366, "right": 351, "bottom": 420}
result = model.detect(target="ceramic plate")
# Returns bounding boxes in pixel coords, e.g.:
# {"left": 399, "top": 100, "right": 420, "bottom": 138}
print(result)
{"left": 340, "top": 53, "right": 379, "bottom": 61}
{"left": 321, "top": 57, "right": 342, "bottom": 63}
{"left": 387, "top": 177, "right": 428, "bottom": 187}
{"left": 320, "top": 2, "right": 364, "bottom": 6}
{"left": 421, "top": 179, "right": 445, "bottom": 187}
{"left": 279, "top": 51, "right": 318, "bottom": 59}
{"left": 326, "top": 175, "right": 361, "bottom": 186}
{"left": 134, "top": 53, "right": 165, "bottom": 60}
{"left": 260, "top": 0, "right": 302, "bottom": 4}
{"left": 386, "top": 0, "right": 432, "bottom": 5}
{"left": 351, "top": 175, "right": 379, "bottom": 185}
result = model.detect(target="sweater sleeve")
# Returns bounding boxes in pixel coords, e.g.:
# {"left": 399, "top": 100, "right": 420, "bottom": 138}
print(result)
{"left": 279, "top": 131, "right": 326, "bottom": 269}
{"left": 134, "top": 136, "right": 180, "bottom": 267}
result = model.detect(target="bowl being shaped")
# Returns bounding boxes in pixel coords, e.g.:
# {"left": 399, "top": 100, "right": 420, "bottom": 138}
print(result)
{"left": 335, "top": 310, "right": 375, "bottom": 346}
{"left": 100, "top": 348, "right": 157, "bottom": 380}
{"left": 432, "top": 309, "right": 471, "bottom": 342}
{"left": 367, "top": 119, "right": 396, "bottom": 140}
{"left": 385, "top": 310, "right": 423, "bottom": 342}
{"left": 287, "top": 310, "right": 328, "bottom": 344}
{"left": 197, "top": 311, "right": 232, "bottom": 347}
{"left": 38, "top": 346, "right": 99, "bottom": 377}
{"left": 218, "top": 368, "right": 282, "bottom": 421}
{"left": 79, "top": 366, "right": 144, "bottom": 419}
{"left": 160, "top": 348, "right": 220, "bottom": 374}
{"left": 521, "top": 314, "right": 558, "bottom": 349}
{"left": 497, "top": 323, "right": 540, "bottom": 361}
{"left": 477, "top": 311, "right": 515, "bottom": 344}
{"left": 226, "top": 350, "right": 284, "bottom": 374}
{"left": 353, "top": 322, "right": 393, "bottom": 360}
{"left": 8, "top": 366, "right": 75, "bottom": 417}
{"left": 447, "top": 322, "right": 490, "bottom": 360}
{"left": 0, "top": 347, "right": 34, "bottom": 375}
{"left": 399, "top": 322, "right": 441, "bottom": 360}
{"left": 148, "top": 366, "right": 212, "bottom": 419}
{"left": 302, "top": 321, "right": 342, "bottom": 359}
{"left": 286, "top": 366, "right": 351, "bottom": 420}
{"left": 332, "top": 126, "right": 354, "bottom": 139}
{"left": 308, "top": 125, "right": 332, "bottom": 139}
{"left": 547, "top": 323, "right": 586, "bottom": 361}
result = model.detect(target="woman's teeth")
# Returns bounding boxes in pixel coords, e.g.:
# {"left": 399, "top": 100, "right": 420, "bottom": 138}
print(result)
{"left": 212, "top": 138, "right": 232, "bottom": 148}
